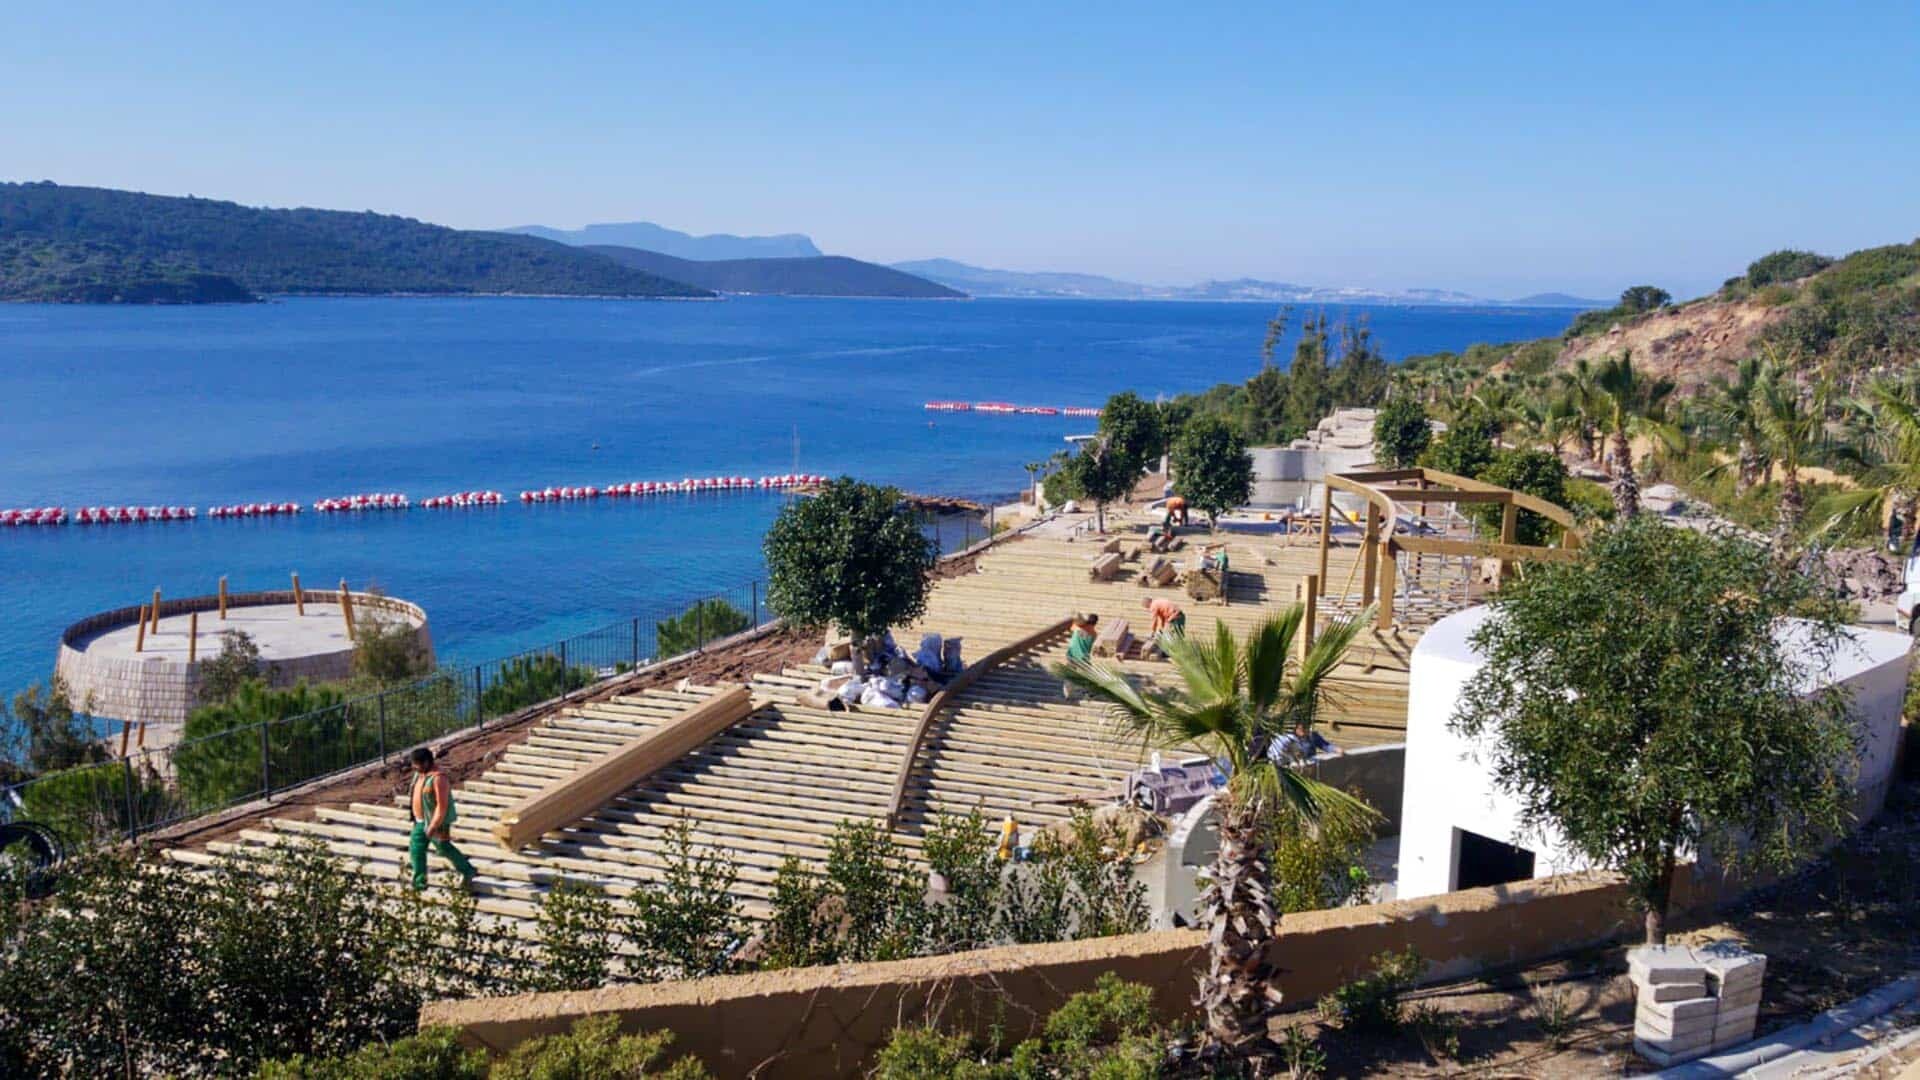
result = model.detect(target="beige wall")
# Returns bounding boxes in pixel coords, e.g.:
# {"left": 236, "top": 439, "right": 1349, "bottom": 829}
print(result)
{"left": 423, "top": 867, "right": 1721, "bottom": 1079}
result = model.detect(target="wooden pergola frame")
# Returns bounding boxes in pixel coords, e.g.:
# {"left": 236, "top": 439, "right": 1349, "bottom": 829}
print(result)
{"left": 1317, "top": 466, "right": 1586, "bottom": 630}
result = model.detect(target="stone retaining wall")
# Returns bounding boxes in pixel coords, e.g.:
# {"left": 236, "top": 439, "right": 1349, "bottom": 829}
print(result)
{"left": 424, "top": 865, "right": 1727, "bottom": 1079}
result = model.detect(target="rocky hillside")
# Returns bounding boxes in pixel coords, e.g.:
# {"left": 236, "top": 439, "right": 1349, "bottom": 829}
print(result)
{"left": 1557, "top": 296, "right": 1788, "bottom": 390}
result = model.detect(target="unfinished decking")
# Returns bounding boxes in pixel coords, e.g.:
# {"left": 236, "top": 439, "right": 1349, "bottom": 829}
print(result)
{"left": 163, "top": 517, "right": 1420, "bottom": 942}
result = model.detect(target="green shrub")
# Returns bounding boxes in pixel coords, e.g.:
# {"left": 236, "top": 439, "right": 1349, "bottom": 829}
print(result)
{"left": 1318, "top": 947, "right": 1425, "bottom": 1032}
{"left": 530, "top": 880, "right": 619, "bottom": 992}
{"left": 1562, "top": 478, "right": 1617, "bottom": 524}
{"left": 870, "top": 1027, "right": 995, "bottom": 1080}
{"left": 625, "top": 818, "right": 746, "bottom": 980}
{"left": 1267, "top": 791, "right": 1378, "bottom": 914}
{"left": 872, "top": 974, "right": 1169, "bottom": 1080}
{"left": 256, "top": 1027, "right": 488, "bottom": 1080}
{"left": 17, "top": 756, "right": 177, "bottom": 848}
{"left": 199, "top": 629, "right": 264, "bottom": 704}
{"left": 1421, "top": 415, "right": 1498, "bottom": 479}
{"left": 656, "top": 598, "right": 752, "bottom": 656}
{"left": 1475, "top": 449, "right": 1570, "bottom": 547}
{"left": 353, "top": 615, "right": 429, "bottom": 684}
{"left": 481, "top": 654, "right": 596, "bottom": 717}
{"left": 1746, "top": 249, "right": 1832, "bottom": 287}
{"left": 1372, "top": 396, "right": 1432, "bottom": 468}
{"left": 493, "top": 1016, "right": 711, "bottom": 1080}
{"left": 174, "top": 680, "right": 352, "bottom": 808}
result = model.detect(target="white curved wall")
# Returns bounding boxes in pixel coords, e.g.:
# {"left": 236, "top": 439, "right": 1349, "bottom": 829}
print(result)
{"left": 1396, "top": 606, "right": 1912, "bottom": 901}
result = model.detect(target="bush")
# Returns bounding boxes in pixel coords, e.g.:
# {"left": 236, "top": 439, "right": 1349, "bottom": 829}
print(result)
{"left": 493, "top": 1016, "right": 711, "bottom": 1080}
{"left": 257, "top": 1027, "right": 488, "bottom": 1080}
{"left": 1420, "top": 415, "right": 1498, "bottom": 480}
{"left": 1476, "top": 449, "right": 1571, "bottom": 547}
{"left": 198, "top": 629, "right": 264, "bottom": 704}
{"left": 655, "top": 598, "right": 751, "bottom": 657}
{"left": 530, "top": 880, "right": 619, "bottom": 992}
{"left": 1372, "top": 397, "right": 1432, "bottom": 468}
{"left": 18, "top": 756, "right": 177, "bottom": 848}
{"left": 481, "top": 654, "right": 596, "bottom": 717}
{"left": 1318, "top": 947, "right": 1424, "bottom": 1033}
{"left": 872, "top": 974, "right": 1170, "bottom": 1080}
{"left": 625, "top": 818, "right": 746, "bottom": 980}
{"left": 353, "top": 615, "right": 429, "bottom": 684}
{"left": 1169, "top": 414, "right": 1253, "bottom": 528}
{"left": 1562, "top": 478, "right": 1617, "bottom": 524}
{"left": 1267, "top": 791, "right": 1378, "bottom": 914}
{"left": 5, "top": 679, "right": 105, "bottom": 774}
{"left": 1746, "top": 249, "right": 1833, "bottom": 287}
{"left": 174, "top": 680, "right": 352, "bottom": 808}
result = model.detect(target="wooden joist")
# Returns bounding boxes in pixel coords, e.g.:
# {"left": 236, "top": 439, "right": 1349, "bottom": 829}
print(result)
{"left": 493, "top": 685, "right": 753, "bottom": 851}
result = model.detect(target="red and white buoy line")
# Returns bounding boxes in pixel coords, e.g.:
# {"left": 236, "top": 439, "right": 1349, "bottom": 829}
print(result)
{"left": 2, "top": 474, "right": 831, "bottom": 528}
{"left": 925, "top": 400, "right": 1101, "bottom": 417}
{"left": 519, "top": 474, "right": 827, "bottom": 503}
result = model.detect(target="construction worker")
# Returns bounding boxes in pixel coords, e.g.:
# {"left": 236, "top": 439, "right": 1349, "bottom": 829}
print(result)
{"left": 1164, "top": 495, "right": 1189, "bottom": 529}
{"left": 1142, "top": 597, "right": 1186, "bottom": 658}
{"left": 408, "top": 747, "right": 476, "bottom": 892}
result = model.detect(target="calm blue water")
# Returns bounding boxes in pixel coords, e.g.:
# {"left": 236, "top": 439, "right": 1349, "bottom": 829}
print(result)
{"left": 0, "top": 297, "right": 1576, "bottom": 698}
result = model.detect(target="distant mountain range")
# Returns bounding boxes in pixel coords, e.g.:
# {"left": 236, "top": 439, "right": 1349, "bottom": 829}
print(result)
{"left": 0, "top": 183, "right": 711, "bottom": 303}
{"left": 506, "top": 221, "right": 822, "bottom": 261}
{"left": 889, "top": 258, "right": 1608, "bottom": 307}
{"left": 585, "top": 246, "right": 962, "bottom": 299}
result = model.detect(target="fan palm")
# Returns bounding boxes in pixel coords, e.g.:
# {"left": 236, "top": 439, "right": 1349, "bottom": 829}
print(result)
{"left": 1751, "top": 350, "right": 1832, "bottom": 545}
{"left": 1593, "top": 351, "right": 1680, "bottom": 516}
{"left": 1054, "top": 607, "right": 1376, "bottom": 1067}
{"left": 1701, "top": 355, "right": 1771, "bottom": 495}
{"left": 1553, "top": 357, "right": 1604, "bottom": 464}
{"left": 1823, "top": 376, "right": 1920, "bottom": 549}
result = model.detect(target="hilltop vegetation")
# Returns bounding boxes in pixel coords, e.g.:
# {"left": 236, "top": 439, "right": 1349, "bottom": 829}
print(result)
{"left": 586, "top": 245, "right": 964, "bottom": 298}
{"left": 0, "top": 182, "right": 714, "bottom": 303}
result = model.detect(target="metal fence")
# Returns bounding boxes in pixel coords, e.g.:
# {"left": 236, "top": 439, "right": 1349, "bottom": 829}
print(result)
{"left": 1, "top": 508, "right": 1002, "bottom": 850}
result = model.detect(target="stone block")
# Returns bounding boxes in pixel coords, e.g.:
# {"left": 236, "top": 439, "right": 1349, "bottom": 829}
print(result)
{"left": 1643, "top": 978, "right": 1709, "bottom": 1002}
{"left": 1718, "top": 981, "right": 1764, "bottom": 1011}
{"left": 1638, "top": 994, "right": 1719, "bottom": 1024}
{"left": 1635, "top": 1031, "right": 1713, "bottom": 1067}
{"left": 1713, "top": 1002, "right": 1759, "bottom": 1036}
{"left": 1697, "top": 941, "right": 1766, "bottom": 992}
{"left": 1629, "top": 944, "right": 1704, "bottom": 986}
{"left": 1636, "top": 1000, "right": 1718, "bottom": 1039}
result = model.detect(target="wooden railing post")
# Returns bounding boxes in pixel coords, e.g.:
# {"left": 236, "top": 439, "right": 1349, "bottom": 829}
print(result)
{"left": 134, "top": 604, "right": 148, "bottom": 653}
{"left": 1301, "top": 574, "right": 1319, "bottom": 660}
{"left": 1360, "top": 503, "right": 1380, "bottom": 603}
{"left": 150, "top": 589, "right": 162, "bottom": 634}
{"left": 188, "top": 611, "right": 199, "bottom": 662}
{"left": 338, "top": 580, "right": 356, "bottom": 640}
{"left": 1316, "top": 487, "right": 1332, "bottom": 595}
{"left": 1377, "top": 538, "right": 1397, "bottom": 630}
{"left": 291, "top": 572, "right": 304, "bottom": 616}
{"left": 1498, "top": 499, "right": 1519, "bottom": 585}
{"left": 218, "top": 575, "right": 229, "bottom": 620}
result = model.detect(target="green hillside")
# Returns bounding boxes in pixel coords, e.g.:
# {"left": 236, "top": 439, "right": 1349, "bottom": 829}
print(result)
{"left": 584, "top": 245, "right": 965, "bottom": 298}
{"left": 0, "top": 182, "right": 714, "bottom": 303}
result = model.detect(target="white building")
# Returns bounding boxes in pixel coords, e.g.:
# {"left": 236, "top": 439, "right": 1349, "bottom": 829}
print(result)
{"left": 1397, "top": 605, "right": 1912, "bottom": 900}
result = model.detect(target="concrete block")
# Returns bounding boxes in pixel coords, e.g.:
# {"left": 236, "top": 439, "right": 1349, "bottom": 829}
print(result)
{"left": 1636, "top": 1003, "right": 1718, "bottom": 1040}
{"left": 1643, "top": 978, "right": 1709, "bottom": 1002}
{"left": 1638, "top": 994, "right": 1719, "bottom": 1024}
{"left": 1635, "top": 1031, "right": 1714, "bottom": 1067}
{"left": 1713, "top": 1002, "right": 1759, "bottom": 1034}
{"left": 1718, "top": 981, "right": 1764, "bottom": 1011}
{"left": 1697, "top": 942, "right": 1766, "bottom": 992}
{"left": 1629, "top": 944, "right": 1704, "bottom": 986}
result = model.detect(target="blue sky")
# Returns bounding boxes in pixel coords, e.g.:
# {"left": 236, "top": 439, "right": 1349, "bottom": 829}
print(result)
{"left": 3, "top": 3, "right": 1916, "bottom": 297}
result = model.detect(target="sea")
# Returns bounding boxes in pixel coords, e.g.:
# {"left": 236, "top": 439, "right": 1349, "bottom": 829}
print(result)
{"left": 0, "top": 296, "right": 1578, "bottom": 704}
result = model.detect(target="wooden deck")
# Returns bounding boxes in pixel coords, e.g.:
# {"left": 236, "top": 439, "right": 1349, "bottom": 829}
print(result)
{"left": 164, "top": 514, "right": 1420, "bottom": 942}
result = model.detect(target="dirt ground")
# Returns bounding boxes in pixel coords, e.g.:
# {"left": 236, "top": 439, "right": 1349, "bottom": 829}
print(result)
{"left": 1278, "top": 777, "right": 1920, "bottom": 1077}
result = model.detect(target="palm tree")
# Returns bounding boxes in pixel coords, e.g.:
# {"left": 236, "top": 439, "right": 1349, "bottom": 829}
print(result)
{"left": 1553, "top": 357, "right": 1604, "bottom": 465}
{"left": 1593, "top": 351, "right": 1679, "bottom": 516}
{"left": 1825, "top": 375, "right": 1920, "bottom": 550}
{"left": 1752, "top": 352, "right": 1832, "bottom": 546}
{"left": 1701, "top": 356, "right": 1770, "bottom": 495}
{"left": 1023, "top": 461, "right": 1042, "bottom": 506}
{"left": 1055, "top": 608, "right": 1376, "bottom": 1067}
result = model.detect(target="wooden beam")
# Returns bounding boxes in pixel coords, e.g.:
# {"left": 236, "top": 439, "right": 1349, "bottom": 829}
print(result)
{"left": 291, "top": 572, "right": 304, "bottom": 616}
{"left": 218, "top": 575, "right": 229, "bottom": 620}
{"left": 188, "top": 611, "right": 199, "bottom": 663}
{"left": 134, "top": 605, "right": 148, "bottom": 653}
{"left": 338, "top": 580, "right": 356, "bottom": 640}
{"left": 1369, "top": 487, "right": 1514, "bottom": 504}
{"left": 1376, "top": 538, "right": 1396, "bottom": 630}
{"left": 150, "top": 589, "right": 162, "bottom": 634}
{"left": 1334, "top": 468, "right": 1427, "bottom": 484}
{"left": 1498, "top": 501, "right": 1519, "bottom": 584}
{"left": 1300, "top": 574, "right": 1318, "bottom": 660}
{"left": 1316, "top": 489, "right": 1332, "bottom": 595}
{"left": 884, "top": 617, "right": 1072, "bottom": 830}
{"left": 494, "top": 684, "right": 754, "bottom": 851}
{"left": 1360, "top": 503, "right": 1379, "bottom": 603}
{"left": 1395, "top": 536, "right": 1583, "bottom": 562}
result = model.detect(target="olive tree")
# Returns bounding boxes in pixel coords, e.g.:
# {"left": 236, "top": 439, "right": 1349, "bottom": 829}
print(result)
{"left": 1450, "top": 516, "right": 1857, "bottom": 943}
{"left": 763, "top": 477, "right": 939, "bottom": 645}
{"left": 1063, "top": 435, "right": 1138, "bottom": 534}
{"left": 1170, "top": 415, "right": 1253, "bottom": 530}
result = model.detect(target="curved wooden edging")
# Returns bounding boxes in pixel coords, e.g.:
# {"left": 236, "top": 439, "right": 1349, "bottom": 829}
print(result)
{"left": 882, "top": 618, "right": 1073, "bottom": 830}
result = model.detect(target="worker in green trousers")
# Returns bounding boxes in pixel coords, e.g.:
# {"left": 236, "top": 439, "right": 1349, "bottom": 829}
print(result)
{"left": 408, "top": 746, "right": 476, "bottom": 891}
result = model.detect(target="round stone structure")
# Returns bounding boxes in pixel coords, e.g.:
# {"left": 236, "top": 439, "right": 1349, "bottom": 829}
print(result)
{"left": 54, "top": 589, "right": 433, "bottom": 751}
